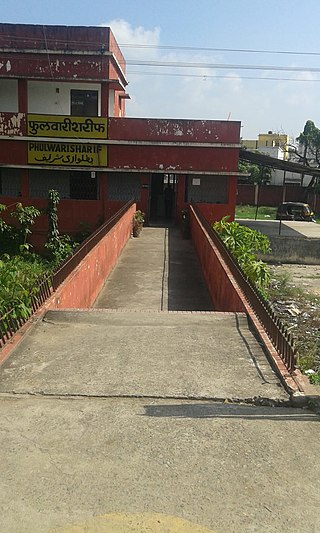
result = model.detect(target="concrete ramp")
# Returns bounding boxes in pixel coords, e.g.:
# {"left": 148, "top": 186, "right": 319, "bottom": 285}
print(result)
{"left": 0, "top": 309, "right": 287, "bottom": 402}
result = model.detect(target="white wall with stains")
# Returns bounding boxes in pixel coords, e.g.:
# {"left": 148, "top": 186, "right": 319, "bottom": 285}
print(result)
{"left": 27, "top": 81, "right": 103, "bottom": 116}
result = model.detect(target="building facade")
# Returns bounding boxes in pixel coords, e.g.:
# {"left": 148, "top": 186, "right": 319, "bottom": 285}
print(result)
{"left": 243, "top": 131, "right": 290, "bottom": 160}
{"left": 0, "top": 23, "right": 241, "bottom": 247}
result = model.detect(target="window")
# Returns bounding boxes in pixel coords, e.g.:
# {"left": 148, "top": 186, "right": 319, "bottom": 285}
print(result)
{"left": 0, "top": 168, "right": 21, "bottom": 196}
{"left": 29, "top": 169, "right": 70, "bottom": 198}
{"left": 107, "top": 173, "right": 141, "bottom": 201}
{"left": 70, "top": 171, "right": 98, "bottom": 200}
{"left": 70, "top": 90, "right": 98, "bottom": 117}
{"left": 186, "top": 175, "right": 228, "bottom": 203}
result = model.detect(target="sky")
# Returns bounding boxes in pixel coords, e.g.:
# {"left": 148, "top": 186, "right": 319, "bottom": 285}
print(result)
{"left": 2, "top": 0, "right": 320, "bottom": 140}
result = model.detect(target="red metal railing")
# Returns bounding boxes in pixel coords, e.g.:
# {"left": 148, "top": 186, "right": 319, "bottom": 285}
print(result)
{"left": 191, "top": 204, "right": 297, "bottom": 372}
{"left": 0, "top": 275, "right": 53, "bottom": 348}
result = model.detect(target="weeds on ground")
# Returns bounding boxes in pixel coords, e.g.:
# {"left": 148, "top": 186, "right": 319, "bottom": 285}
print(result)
{"left": 267, "top": 270, "right": 320, "bottom": 383}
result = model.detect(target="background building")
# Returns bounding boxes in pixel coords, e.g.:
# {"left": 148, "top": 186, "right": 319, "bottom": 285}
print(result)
{"left": 242, "top": 131, "right": 290, "bottom": 160}
{"left": 0, "top": 23, "right": 241, "bottom": 247}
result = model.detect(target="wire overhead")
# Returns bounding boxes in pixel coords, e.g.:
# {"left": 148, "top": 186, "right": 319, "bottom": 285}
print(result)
{"left": 127, "top": 70, "right": 320, "bottom": 82}
{"left": 2, "top": 31, "right": 319, "bottom": 82}
{"left": 119, "top": 42, "right": 320, "bottom": 57}
{"left": 126, "top": 59, "right": 320, "bottom": 74}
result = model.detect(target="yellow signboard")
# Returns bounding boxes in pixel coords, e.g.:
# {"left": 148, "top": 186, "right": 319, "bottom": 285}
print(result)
{"left": 28, "top": 141, "right": 107, "bottom": 167}
{"left": 27, "top": 115, "right": 108, "bottom": 139}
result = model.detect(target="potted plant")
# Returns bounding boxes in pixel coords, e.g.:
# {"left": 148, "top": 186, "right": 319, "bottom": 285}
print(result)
{"left": 133, "top": 210, "right": 145, "bottom": 237}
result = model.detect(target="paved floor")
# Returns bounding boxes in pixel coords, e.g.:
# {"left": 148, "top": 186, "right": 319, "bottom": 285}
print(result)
{"left": 1, "top": 397, "right": 319, "bottom": 533}
{"left": 0, "top": 226, "right": 319, "bottom": 533}
{"left": 94, "top": 227, "right": 213, "bottom": 311}
{"left": 0, "top": 310, "right": 286, "bottom": 401}
{"left": 237, "top": 218, "right": 320, "bottom": 238}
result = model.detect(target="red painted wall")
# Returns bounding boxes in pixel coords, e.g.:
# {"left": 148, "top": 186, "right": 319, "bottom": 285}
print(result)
{"left": 0, "top": 24, "right": 111, "bottom": 51}
{"left": 237, "top": 184, "right": 320, "bottom": 211}
{"left": 0, "top": 196, "right": 105, "bottom": 252}
{"left": 190, "top": 206, "right": 246, "bottom": 312}
{"left": 48, "top": 203, "right": 135, "bottom": 309}
{"left": 1, "top": 54, "right": 110, "bottom": 81}
{"left": 109, "top": 118, "right": 241, "bottom": 143}
{"left": 0, "top": 24, "right": 125, "bottom": 82}
{"left": 108, "top": 145, "right": 238, "bottom": 173}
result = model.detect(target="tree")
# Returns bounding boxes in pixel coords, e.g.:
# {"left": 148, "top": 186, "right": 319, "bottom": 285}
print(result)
{"left": 288, "top": 120, "right": 320, "bottom": 189}
{"left": 238, "top": 161, "right": 271, "bottom": 185}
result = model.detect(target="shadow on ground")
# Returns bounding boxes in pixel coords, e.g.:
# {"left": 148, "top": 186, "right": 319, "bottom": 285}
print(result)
{"left": 143, "top": 402, "right": 320, "bottom": 421}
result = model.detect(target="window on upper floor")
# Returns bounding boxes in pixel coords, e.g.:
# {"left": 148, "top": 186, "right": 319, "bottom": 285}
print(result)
{"left": 70, "top": 90, "right": 98, "bottom": 117}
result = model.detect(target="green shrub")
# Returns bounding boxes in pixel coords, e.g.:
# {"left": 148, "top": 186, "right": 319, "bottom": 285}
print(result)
{"left": 213, "top": 217, "right": 271, "bottom": 293}
{"left": 0, "top": 254, "right": 50, "bottom": 319}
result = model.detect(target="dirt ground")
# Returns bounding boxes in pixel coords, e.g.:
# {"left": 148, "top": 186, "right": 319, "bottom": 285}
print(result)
{"left": 270, "top": 263, "right": 320, "bottom": 295}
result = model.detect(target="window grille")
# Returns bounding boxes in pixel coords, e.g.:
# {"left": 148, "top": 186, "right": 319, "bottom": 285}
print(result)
{"left": 107, "top": 173, "right": 141, "bottom": 201}
{"left": 0, "top": 168, "right": 21, "bottom": 196}
{"left": 70, "top": 171, "right": 98, "bottom": 200}
{"left": 70, "top": 90, "right": 98, "bottom": 117}
{"left": 186, "top": 175, "right": 228, "bottom": 204}
{"left": 29, "top": 169, "right": 70, "bottom": 199}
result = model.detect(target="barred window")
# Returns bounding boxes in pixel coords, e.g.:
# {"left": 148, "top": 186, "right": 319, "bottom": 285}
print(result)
{"left": 0, "top": 168, "right": 21, "bottom": 197}
{"left": 186, "top": 175, "right": 228, "bottom": 203}
{"left": 70, "top": 171, "right": 98, "bottom": 200}
{"left": 107, "top": 173, "right": 141, "bottom": 201}
{"left": 29, "top": 169, "right": 70, "bottom": 199}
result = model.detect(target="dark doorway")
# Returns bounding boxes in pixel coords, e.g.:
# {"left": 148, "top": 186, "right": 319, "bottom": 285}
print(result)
{"left": 149, "top": 174, "right": 176, "bottom": 223}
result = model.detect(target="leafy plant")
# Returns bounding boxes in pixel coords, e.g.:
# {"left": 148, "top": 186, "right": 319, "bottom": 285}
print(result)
{"left": 0, "top": 254, "right": 50, "bottom": 320}
{"left": 44, "top": 190, "right": 78, "bottom": 265}
{"left": 238, "top": 161, "right": 272, "bottom": 185}
{"left": 10, "top": 203, "right": 41, "bottom": 244}
{"left": 309, "top": 373, "right": 320, "bottom": 386}
{"left": 45, "top": 234, "right": 78, "bottom": 267}
{"left": 213, "top": 217, "right": 271, "bottom": 292}
{"left": 133, "top": 210, "right": 145, "bottom": 225}
{"left": 132, "top": 210, "right": 145, "bottom": 237}
{"left": 0, "top": 202, "right": 41, "bottom": 255}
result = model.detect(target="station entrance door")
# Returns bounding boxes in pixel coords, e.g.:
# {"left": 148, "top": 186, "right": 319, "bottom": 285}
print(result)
{"left": 149, "top": 174, "right": 177, "bottom": 223}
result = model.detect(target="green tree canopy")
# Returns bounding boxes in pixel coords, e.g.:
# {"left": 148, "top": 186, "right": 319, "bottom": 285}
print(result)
{"left": 294, "top": 120, "right": 320, "bottom": 167}
{"left": 238, "top": 161, "right": 271, "bottom": 185}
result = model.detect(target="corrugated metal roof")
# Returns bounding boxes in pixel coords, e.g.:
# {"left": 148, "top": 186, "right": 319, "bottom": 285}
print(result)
{"left": 240, "top": 149, "right": 320, "bottom": 178}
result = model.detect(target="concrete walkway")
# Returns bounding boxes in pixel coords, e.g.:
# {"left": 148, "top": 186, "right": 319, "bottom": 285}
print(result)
{"left": 94, "top": 227, "right": 213, "bottom": 311}
{"left": 237, "top": 218, "right": 320, "bottom": 238}
{"left": 0, "top": 227, "right": 319, "bottom": 533}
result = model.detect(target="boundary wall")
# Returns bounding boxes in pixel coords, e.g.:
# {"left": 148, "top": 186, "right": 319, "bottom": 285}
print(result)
{"left": 190, "top": 205, "right": 301, "bottom": 394}
{"left": 190, "top": 207, "right": 246, "bottom": 312}
{"left": 48, "top": 202, "right": 135, "bottom": 309}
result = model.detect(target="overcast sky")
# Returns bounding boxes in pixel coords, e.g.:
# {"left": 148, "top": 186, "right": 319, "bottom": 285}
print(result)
{"left": 3, "top": 0, "right": 320, "bottom": 140}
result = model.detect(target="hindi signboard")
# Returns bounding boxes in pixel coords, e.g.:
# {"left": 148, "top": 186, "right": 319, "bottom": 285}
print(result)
{"left": 27, "top": 115, "right": 108, "bottom": 139}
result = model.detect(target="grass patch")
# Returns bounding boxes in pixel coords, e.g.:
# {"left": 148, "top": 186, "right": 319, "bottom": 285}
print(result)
{"left": 235, "top": 205, "right": 277, "bottom": 220}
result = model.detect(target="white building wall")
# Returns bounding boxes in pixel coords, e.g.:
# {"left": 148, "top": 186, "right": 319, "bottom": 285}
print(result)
{"left": 253, "top": 146, "right": 285, "bottom": 159}
{"left": 28, "top": 81, "right": 102, "bottom": 115}
{"left": 0, "top": 80, "right": 18, "bottom": 112}
{"left": 108, "top": 90, "right": 115, "bottom": 117}
{"left": 270, "top": 169, "right": 312, "bottom": 186}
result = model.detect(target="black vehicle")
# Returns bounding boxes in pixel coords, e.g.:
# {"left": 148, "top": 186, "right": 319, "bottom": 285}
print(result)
{"left": 276, "top": 202, "right": 315, "bottom": 222}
